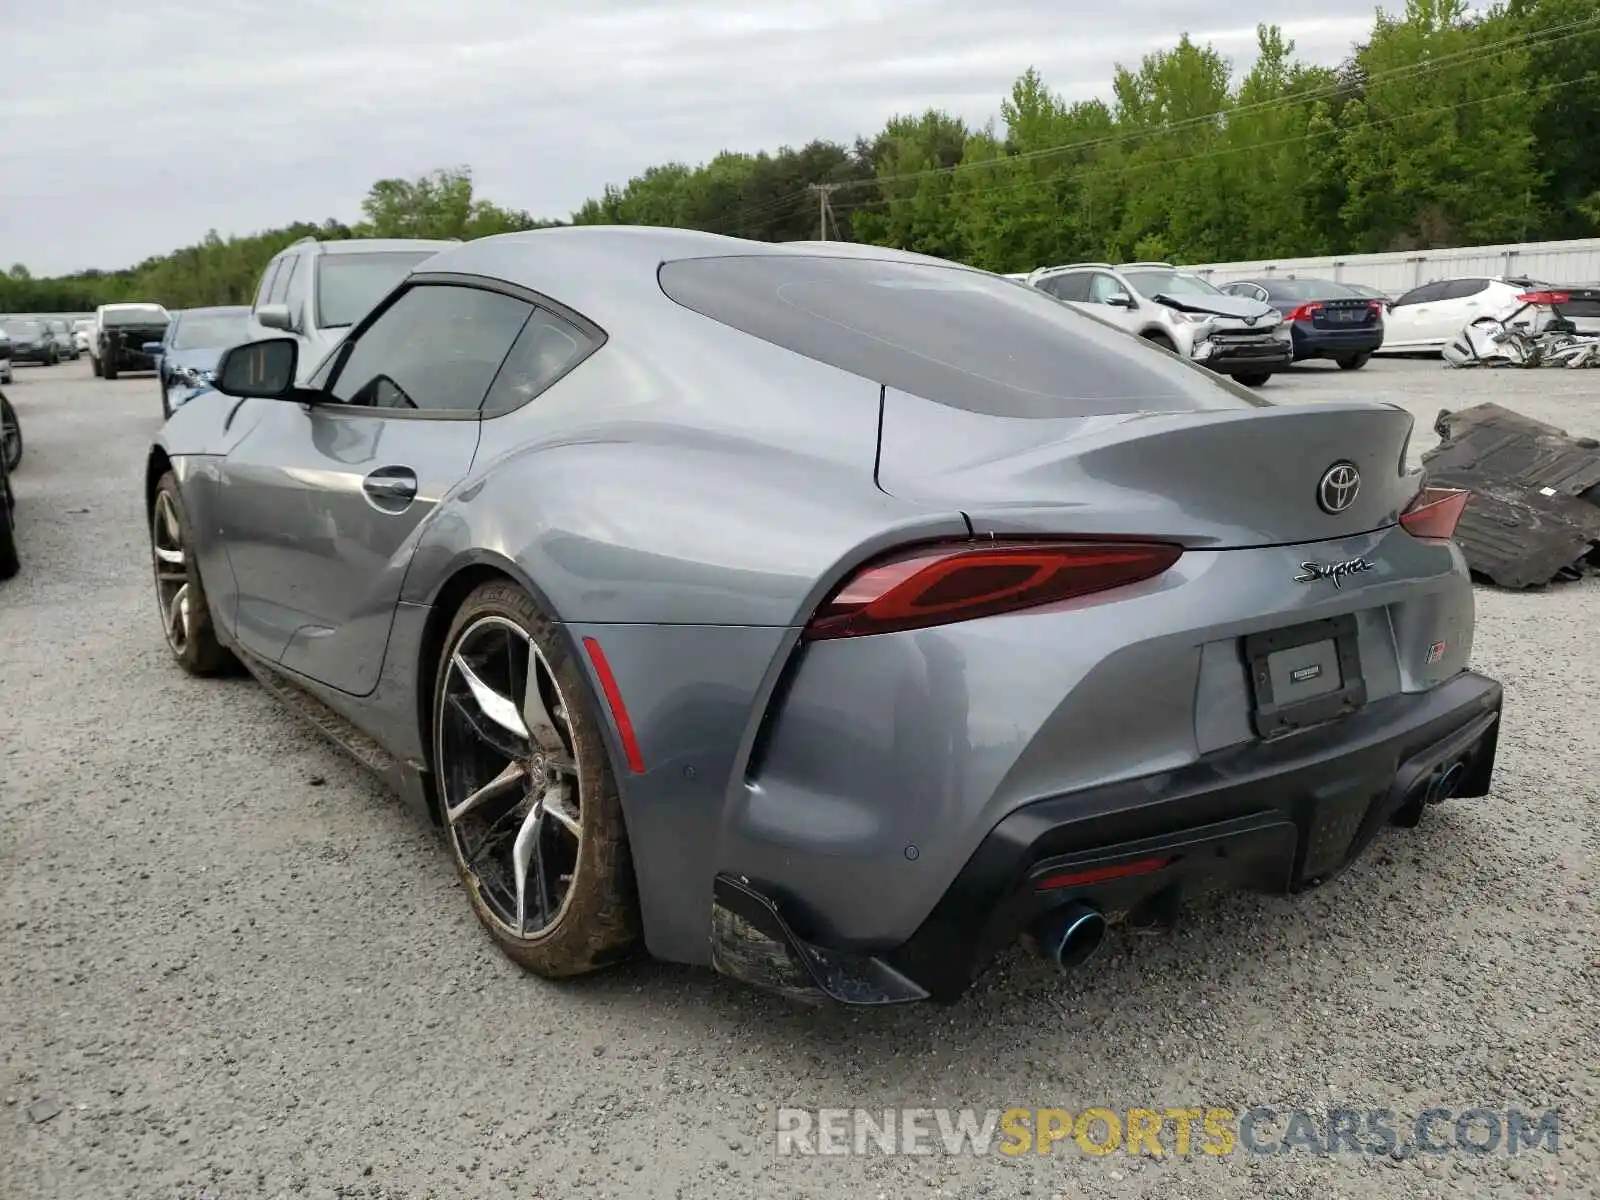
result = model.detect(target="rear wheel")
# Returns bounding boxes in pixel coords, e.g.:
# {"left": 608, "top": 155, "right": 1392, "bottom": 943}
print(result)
{"left": 1337, "top": 353, "right": 1371, "bottom": 371}
{"left": 1232, "top": 372, "right": 1272, "bottom": 387}
{"left": 433, "top": 580, "right": 641, "bottom": 978}
{"left": 150, "top": 473, "right": 232, "bottom": 675}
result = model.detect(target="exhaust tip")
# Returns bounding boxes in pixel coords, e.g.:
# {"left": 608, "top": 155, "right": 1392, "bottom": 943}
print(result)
{"left": 1429, "top": 761, "right": 1466, "bottom": 805}
{"left": 1034, "top": 902, "right": 1107, "bottom": 973}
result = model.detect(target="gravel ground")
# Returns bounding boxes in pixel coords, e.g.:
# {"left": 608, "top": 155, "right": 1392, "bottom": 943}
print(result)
{"left": 1, "top": 357, "right": 1595, "bottom": 1200}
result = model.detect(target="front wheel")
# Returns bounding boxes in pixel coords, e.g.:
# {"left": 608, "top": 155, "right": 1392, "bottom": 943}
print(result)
{"left": 0, "top": 453, "right": 17, "bottom": 581}
{"left": 1142, "top": 331, "right": 1178, "bottom": 354}
{"left": 434, "top": 580, "right": 641, "bottom": 978}
{"left": 1232, "top": 372, "right": 1272, "bottom": 387}
{"left": 1337, "top": 353, "right": 1371, "bottom": 371}
{"left": 102, "top": 357, "right": 119, "bottom": 380}
{"left": 89, "top": 356, "right": 101, "bottom": 378}
{"left": 1, "top": 394, "right": 20, "bottom": 472}
{"left": 150, "top": 473, "right": 232, "bottom": 674}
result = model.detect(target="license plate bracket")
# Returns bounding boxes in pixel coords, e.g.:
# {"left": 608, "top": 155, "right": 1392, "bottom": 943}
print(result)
{"left": 1244, "top": 615, "right": 1366, "bottom": 738}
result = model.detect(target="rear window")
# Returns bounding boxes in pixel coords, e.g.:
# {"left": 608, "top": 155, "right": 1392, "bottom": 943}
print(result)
{"left": 317, "top": 251, "right": 436, "bottom": 329}
{"left": 657, "top": 255, "right": 1264, "bottom": 418}
{"left": 1265, "top": 278, "right": 1355, "bottom": 300}
{"left": 103, "top": 306, "right": 169, "bottom": 327}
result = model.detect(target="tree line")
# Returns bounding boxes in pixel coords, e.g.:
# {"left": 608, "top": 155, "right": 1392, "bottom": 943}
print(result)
{"left": 4, "top": 0, "right": 1595, "bottom": 315}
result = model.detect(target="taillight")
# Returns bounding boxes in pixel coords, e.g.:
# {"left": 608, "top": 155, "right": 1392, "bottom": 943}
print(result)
{"left": 1399, "top": 487, "right": 1470, "bottom": 540}
{"left": 1517, "top": 290, "right": 1570, "bottom": 305}
{"left": 1367, "top": 300, "right": 1385, "bottom": 316}
{"left": 1285, "top": 302, "right": 1323, "bottom": 321}
{"left": 802, "top": 539, "right": 1183, "bottom": 641}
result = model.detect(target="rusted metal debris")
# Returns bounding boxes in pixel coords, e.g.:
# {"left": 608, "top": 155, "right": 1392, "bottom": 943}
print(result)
{"left": 1423, "top": 403, "right": 1600, "bottom": 589}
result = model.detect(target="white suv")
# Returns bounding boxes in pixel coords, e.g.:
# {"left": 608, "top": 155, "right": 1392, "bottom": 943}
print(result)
{"left": 1028, "top": 261, "right": 1292, "bottom": 386}
{"left": 248, "top": 237, "right": 461, "bottom": 383}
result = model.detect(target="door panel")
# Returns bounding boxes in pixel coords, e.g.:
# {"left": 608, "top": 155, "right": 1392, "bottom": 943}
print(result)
{"left": 216, "top": 402, "right": 482, "bottom": 694}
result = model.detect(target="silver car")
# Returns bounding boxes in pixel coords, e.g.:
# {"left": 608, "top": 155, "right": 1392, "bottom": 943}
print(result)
{"left": 1029, "top": 262, "right": 1294, "bottom": 386}
{"left": 145, "top": 227, "right": 1503, "bottom": 1006}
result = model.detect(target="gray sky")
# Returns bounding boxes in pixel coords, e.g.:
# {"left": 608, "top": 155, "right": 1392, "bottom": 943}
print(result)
{"left": 2, "top": 1, "right": 1397, "bottom": 277}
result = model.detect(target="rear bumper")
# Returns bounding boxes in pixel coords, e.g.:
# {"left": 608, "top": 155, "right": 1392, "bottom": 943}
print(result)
{"left": 1293, "top": 325, "right": 1385, "bottom": 359}
{"left": 711, "top": 670, "right": 1502, "bottom": 1005}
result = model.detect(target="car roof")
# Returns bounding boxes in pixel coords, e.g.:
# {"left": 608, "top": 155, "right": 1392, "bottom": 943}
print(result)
{"left": 302, "top": 238, "right": 462, "bottom": 257}
{"left": 418, "top": 225, "right": 984, "bottom": 326}
{"left": 172, "top": 305, "right": 251, "bottom": 317}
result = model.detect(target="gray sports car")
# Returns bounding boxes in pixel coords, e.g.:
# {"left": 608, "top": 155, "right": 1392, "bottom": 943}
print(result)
{"left": 145, "top": 227, "right": 1503, "bottom": 1006}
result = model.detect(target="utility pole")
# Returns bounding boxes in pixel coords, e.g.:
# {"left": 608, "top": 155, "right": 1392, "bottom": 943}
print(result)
{"left": 808, "top": 183, "right": 841, "bottom": 241}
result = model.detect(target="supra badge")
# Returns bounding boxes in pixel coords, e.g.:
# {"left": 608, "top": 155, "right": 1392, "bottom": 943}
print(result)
{"left": 1295, "top": 557, "right": 1375, "bottom": 589}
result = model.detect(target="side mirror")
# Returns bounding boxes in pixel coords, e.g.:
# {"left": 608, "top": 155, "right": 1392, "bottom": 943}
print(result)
{"left": 1107, "top": 291, "right": 1135, "bottom": 308}
{"left": 142, "top": 342, "right": 163, "bottom": 356}
{"left": 214, "top": 337, "right": 299, "bottom": 399}
{"left": 257, "top": 304, "right": 293, "bottom": 332}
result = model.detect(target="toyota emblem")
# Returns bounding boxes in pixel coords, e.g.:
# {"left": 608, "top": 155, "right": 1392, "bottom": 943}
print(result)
{"left": 1317, "top": 462, "right": 1361, "bottom": 514}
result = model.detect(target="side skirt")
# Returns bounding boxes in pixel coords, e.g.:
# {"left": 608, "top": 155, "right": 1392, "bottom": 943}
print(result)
{"left": 229, "top": 642, "right": 435, "bottom": 822}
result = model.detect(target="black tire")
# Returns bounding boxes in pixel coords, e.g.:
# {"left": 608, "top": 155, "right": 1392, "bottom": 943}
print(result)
{"left": 1232, "top": 372, "right": 1272, "bottom": 387}
{"left": 150, "top": 472, "right": 233, "bottom": 675}
{"left": 103, "top": 356, "right": 119, "bottom": 380}
{"left": 0, "top": 451, "right": 17, "bottom": 581}
{"left": 1, "top": 394, "right": 20, "bottom": 473}
{"left": 433, "top": 579, "right": 641, "bottom": 978}
{"left": 1142, "top": 331, "right": 1178, "bottom": 353}
{"left": 1337, "top": 353, "right": 1371, "bottom": 371}
{"left": 89, "top": 356, "right": 101, "bottom": 378}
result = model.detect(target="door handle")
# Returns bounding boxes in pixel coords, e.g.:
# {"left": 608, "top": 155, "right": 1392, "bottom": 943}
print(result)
{"left": 363, "top": 468, "right": 418, "bottom": 503}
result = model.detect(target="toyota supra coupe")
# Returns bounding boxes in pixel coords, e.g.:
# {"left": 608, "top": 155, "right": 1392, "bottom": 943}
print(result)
{"left": 145, "top": 227, "right": 1502, "bottom": 1006}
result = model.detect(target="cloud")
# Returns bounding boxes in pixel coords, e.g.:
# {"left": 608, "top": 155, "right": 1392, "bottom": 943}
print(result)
{"left": 0, "top": 0, "right": 1398, "bottom": 275}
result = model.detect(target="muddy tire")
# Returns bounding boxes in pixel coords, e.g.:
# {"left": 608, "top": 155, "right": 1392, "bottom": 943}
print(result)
{"left": 0, "top": 452, "right": 17, "bottom": 581}
{"left": 150, "top": 472, "right": 233, "bottom": 675}
{"left": 433, "top": 580, "right": 642, "bottom": 978}
{"left": 1, "top": 394, "right": 20, "bottom": 473}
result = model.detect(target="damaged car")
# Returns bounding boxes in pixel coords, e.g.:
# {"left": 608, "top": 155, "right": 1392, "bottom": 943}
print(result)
{"left": 144, "top": 228, "right": 1502, "bottom": 1006}
{"left": 91, "top": 302, "right": 171, "bottom": 379}
{"left": 1443, "top": 285, "right": 1600, "bottom": 369}
{"left": 1029, "top": 261, "right": 1292, "bottom": 386}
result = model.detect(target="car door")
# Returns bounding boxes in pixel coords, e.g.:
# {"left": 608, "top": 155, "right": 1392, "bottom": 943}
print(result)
{"left": 1081, "top": 271, "right": 1139, "bottom": 332}
{"left": 213, "top": 279, "right": 536, "bottom": 695}
{"left": 1382, "top": 282, "right": 1448, "bottom": 349}
{"left": 1418, "top": 278, "right": 1491, "bottom": 344}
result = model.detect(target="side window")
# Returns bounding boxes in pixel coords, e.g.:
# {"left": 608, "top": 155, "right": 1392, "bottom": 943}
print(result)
{"left": 1087, "top": 273, "right": 1126, "bottom": 303}
{"left": 1443, "top": 278, "right": 1488, "bottom": 300}
{"left": 328, "top": 284, "right": 533, "bottom": 414}
{"left": 254, "top": 259, "right": 282, "bottom": 310}
{"left": 1045, "top": 273, "right": 1090, "bottom": 302}
{"left": 268, "top": 256, "right": 297, "bottom": 305}
{"left": 481, "top": 308, "right": 598, "bottom": 415}
{"left": 282, "top": 254, "right": 309, "bottom": 323}
{"left": 1393, "top": 282, "right": 1442, "bottom": 307}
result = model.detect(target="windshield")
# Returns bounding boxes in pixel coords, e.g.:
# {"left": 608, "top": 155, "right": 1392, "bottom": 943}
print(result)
{"left": 172, "top": 311, "right": 251, "bottom": 350}
{"left": 1122, "top": 270, "right": 1223, "bottom": 298}
{"left": 103, "top": 306, "right": 169, "bottom": 327}
{"left": 316, "top": 251, "right": 435, "bottom": 328}
{"left": 6, "top": 320, "right": 44, "bottom": 336}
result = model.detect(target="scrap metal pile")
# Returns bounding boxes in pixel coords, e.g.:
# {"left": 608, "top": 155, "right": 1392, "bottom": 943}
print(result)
{"left": 1422, "top": 403, "right": 1600, "bottom": 589}
{"left": 1443, "top": 286, "right": 1600, "bottom": 369}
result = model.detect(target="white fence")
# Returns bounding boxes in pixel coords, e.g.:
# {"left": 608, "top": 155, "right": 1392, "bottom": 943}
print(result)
{"left": 1183, "top": 237, "right": 1600, "bottom": 296}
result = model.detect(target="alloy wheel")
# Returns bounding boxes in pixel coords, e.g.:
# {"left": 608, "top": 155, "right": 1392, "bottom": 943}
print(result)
{"left": 437, "top": 616, "right": 584, "bottom": 940}
{"left": 151, "top": 491, "right": 192, "bottom": 655}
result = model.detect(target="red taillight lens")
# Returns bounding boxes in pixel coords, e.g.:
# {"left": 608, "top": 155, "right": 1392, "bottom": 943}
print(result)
{"left": 1517, "top": 290, "right": 1570, "bottom": 305}
{"left": 802, "top": 539, "right": 1184, "bottom": 641}
{"left": 1368, "top": 300, "right": 1385, "bottom": 315}
{"left": 1035, "top": 855, "right": 1173, "bottom": 892}
{"left": 1399, "top": 487, "right": 1470, "bottom": 540}
{"left": 1285, "top": 302, "right": 1323, "bottom": 321}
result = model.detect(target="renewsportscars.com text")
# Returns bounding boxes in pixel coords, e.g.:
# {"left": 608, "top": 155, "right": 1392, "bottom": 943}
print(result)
{"left": 775, "top": 1106, "right": 1562, "bottom": 1158}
